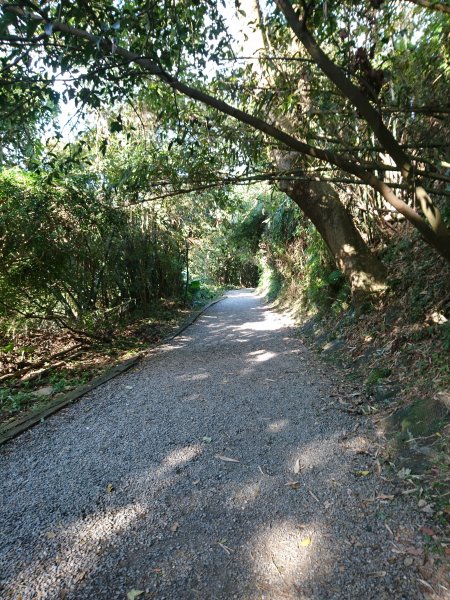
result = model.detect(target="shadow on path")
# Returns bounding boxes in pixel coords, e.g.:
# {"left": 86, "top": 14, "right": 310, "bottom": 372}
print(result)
{"left": 0, "top": 290, "right": 424, "bottom": 599}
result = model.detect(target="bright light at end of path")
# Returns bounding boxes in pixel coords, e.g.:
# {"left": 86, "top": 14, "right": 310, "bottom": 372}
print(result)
{"left": 225, "top": 290, "right": 257, "bottom": 299}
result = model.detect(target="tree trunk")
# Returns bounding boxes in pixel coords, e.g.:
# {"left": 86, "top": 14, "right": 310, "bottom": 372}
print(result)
{"left": 244, "top": 1, "right": 387, "bottom": 300}
{"left": 279, "top": 170, "right": 387, "bottom": 299}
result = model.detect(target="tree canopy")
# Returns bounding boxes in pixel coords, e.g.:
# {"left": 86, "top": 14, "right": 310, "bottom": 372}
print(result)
{"left": 0, "top": 0, "right": 449, "bottom": 300}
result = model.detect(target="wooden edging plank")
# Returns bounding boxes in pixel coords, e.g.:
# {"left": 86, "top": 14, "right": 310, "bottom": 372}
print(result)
{"left": 0, "top": 295, "right": 224, "bottom": 446}
{"left": 0, "top": 357, "right": 139, "bottom": 445}
{"left": 162, "top": 296, "right": 223, "bottom": 341}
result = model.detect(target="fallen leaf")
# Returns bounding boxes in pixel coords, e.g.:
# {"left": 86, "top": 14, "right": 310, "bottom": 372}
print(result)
{"left": 127, "top": 590, "right": 144, "bottom": 600}
{"left": 307, "top": 488, "right": 320, "bottom": 503}
{"left": 417, "top": 578, "right": 434, "bottom": 593}
{"left": 356, "top": 470, "right": 370, "bottom": 476}
{"left": 170, "top": 522, "right": 179, "bottom": 532}
{"left": 404, "top": 557, "right": 413, "bottom": 567}
{"left": 215, "top": 454, "right": 240, "bottom": 463}
{"left": 285, "top": 481, "right": 300, "bottom": 489}
{"left": 405, "top": 546, "right": 423, "bottom": 556}
{"left": 106, "top": 483, "right": 114, "bottom": 493}
{"left": 377, "top": 494, "right": 395, "bottom": 501}
{"left": 397, "top": 467, "right": 411, "bottom": 479}
{"left": 299, "top": 536, "right": 311, "bottom": 547}
{"left": 271, "top": 555, "right": 285, "bottom": 574}
{"left": 202, "top": 436, "right": 212, "bottom": 443}
{"left": 293, "top": 458, "right": 302, "bottom": 474}
{"left": 420, "top": 526, "right": 434, "bottom": 536}
{"left": 46, "top": 531, "right": 56, "bottom": 539}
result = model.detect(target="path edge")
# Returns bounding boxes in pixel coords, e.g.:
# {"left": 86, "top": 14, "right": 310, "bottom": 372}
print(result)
{"left": 0, "top": 295, "right": 224, "bottom": 446}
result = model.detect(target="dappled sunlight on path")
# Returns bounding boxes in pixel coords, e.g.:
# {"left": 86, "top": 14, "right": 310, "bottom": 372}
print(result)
{"left": 0, "top": 289, "right": 424, "bottom": 599}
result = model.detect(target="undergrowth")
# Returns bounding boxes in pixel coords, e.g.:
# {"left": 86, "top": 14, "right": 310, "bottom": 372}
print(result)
{"left": 0, "top": 283, "right": 221, "bottom": 424}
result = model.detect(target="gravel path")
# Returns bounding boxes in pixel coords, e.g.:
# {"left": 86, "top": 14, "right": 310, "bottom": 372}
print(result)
{"left": 0, "top": 290, "right": 427, "bottom": 599}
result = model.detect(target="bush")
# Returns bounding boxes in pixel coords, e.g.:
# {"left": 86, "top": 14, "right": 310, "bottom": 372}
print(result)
{"left": 0, "top": 167, "right": 185, "bottom": 335}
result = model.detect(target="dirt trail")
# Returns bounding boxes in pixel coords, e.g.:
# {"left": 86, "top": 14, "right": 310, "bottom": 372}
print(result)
{"left": 0, "top": 290, "right": 425, "bottom": 599}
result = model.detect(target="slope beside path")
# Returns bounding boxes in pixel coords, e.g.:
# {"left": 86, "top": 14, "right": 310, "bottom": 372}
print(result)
{"left": 0, "top": 289, "right": 426, "bottom": 599}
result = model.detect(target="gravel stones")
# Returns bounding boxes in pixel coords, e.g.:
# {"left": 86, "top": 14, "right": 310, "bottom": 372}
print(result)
{"left": 0, "top": 290, "right": 425, "bottom": 599}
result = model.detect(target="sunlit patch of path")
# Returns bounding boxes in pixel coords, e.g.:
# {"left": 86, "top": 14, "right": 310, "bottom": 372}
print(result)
{"left": 0, "top": 289, "right": 424, "bottom": 599}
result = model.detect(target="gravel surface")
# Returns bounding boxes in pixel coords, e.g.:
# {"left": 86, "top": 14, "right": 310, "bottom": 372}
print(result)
{"left": 0, "top": 290, "right": 427, "bottom": 599}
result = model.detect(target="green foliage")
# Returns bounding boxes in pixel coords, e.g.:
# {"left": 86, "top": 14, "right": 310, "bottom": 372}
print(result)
{"left": 186, "top": 280, "right": 221, "bottom": 306}
{"left": 366, "top": 367, "right": 392, "bottom": 391}
{"left": 0, "top": 386, "right": 35, "bottom": 416}
{"left": 259, "top": 260, "right": 284, "bottom": 302}
{"left": 0, "top": 163, "right": 185, "bottom": 334}
{"left": 257, "top": 199, "right": 350, "bottom": 314}
{"left": 190, "top": 190, "right": 265, "bottom": 289}
{"left": 187, "top": 280, "right": 201, "bottom": 293}
{"left": 441, "top": 323, "right": 450, "bottom": 352}
{"left": 0, "top": 0, "right": 447, "bottom": 336}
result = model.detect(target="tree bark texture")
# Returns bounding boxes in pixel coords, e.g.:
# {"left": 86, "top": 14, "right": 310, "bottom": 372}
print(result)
{"left": 245, "top": 2, "right": 387, "bottom": 298}
{"left": 287, "top": 182, "right": 387, "bottom": 298}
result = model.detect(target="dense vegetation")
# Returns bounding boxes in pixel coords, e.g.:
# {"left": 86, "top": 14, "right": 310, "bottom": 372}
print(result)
{"left": 0, "top": 1, "right": 449, "bottom": 425}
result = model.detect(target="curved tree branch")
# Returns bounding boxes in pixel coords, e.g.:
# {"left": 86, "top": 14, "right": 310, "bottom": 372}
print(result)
{"left": 275, "top": 0, "right": 450, "bottom": 254}
{"left": 405, "top": 0, "right": 450, "bottom": 14}
{"left": 275, "top": 0, "right": 412, "bottom": 176}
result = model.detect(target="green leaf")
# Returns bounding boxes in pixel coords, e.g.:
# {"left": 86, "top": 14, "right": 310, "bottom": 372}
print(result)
{"left": 110, "top": 116, "right": 123, "bottom": 133}
{"left": 127, "top": 590, "right": 144, "bottom": 600}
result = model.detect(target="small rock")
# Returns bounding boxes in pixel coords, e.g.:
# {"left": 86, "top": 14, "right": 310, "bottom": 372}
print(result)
{"left": 33, "top": 386, "right": 54, "bottom": 397}
{"left": 321, "top": 339, "right": 345, "bottom": 355}
{"left": 372, "top": 383, "right": 400, "bottom": 403}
